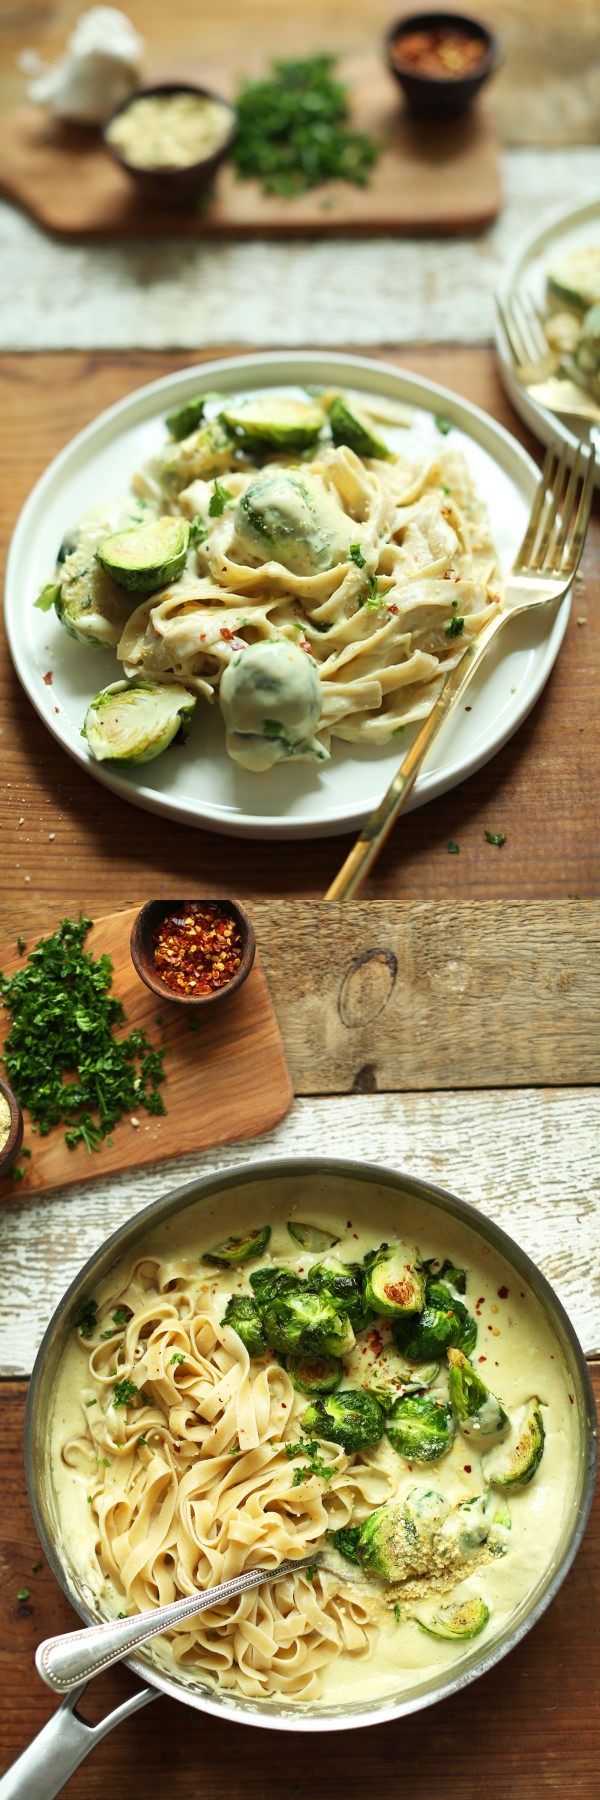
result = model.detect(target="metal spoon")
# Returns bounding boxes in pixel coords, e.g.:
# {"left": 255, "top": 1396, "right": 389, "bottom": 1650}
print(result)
{"left": 36, "top": 1555, "right": 321, "bottom": 1694}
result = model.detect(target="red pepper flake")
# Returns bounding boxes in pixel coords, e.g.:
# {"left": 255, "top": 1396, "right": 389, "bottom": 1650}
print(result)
{"left": 346, "top": 1221, "right": 352, "bottom": 1229}
{"left": 220, "top": 627, "right": 234, "bottom": 641}
{"left": 568, "top": 1394, "right": 574, "bottom": 1404}
{"left": 298, "top": 638, "right": 312, "bottom": 654}
{"left": 152, "top": 903, "right": 242, "bottom": 998}
{"left": 43, "top": 670, "right": 53, "bottom": 685}
{"left": 463, "top": 1464, "right": 472, "bottom": 1473}
{"left": 497, "top": 1286, "right": 509, "bottom": 1299}
{"left": 388, "top": 603, "right": 399, "bottom": 616}
{"left": 478, "top": 1356, "right": 486, "bottom": 1363}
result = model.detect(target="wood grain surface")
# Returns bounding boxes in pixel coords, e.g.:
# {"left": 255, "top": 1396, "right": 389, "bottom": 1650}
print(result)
{"left": 1, "top": 347, "right": 599, "bottom": 905}
{"left": 0, "top": 0, "right": 598, "bottom": 146}
{"left": 2, "top": 1088, "right": 598, "bottom": 1372}
{"left": 0, "top": 67, "right": 501, "bottom": 240}
{"left": 0, "top": 906, "right": 292, "bottom": 1202}
{"left": 0, "top": 1370, "right": 597, "bottom": 1796}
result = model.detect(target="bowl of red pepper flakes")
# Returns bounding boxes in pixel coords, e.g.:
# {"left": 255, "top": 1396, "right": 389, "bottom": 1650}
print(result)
{"left": 385, "top": 11, "right": 501, "bottom": 115}
{"left": 130, "top": 900, "right": 255, "bottom": 1011}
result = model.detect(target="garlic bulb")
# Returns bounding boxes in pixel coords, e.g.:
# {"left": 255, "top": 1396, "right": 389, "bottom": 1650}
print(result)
{"left": 22, "top": 7, "right": 144, "bottom": 125}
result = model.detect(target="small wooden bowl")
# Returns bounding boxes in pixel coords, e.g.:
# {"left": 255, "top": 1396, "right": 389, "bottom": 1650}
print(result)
{"left": 130, "top": 899, "right": 256, "bottom": 1012}
{"left": 0, "top": 1076, "right": 24, "bottom": 1178}
{"left": 386, "top": 10, "right": 501, "bottom": 116}
{"left": 103, "top": 83, "right": 237, "bottom": 205}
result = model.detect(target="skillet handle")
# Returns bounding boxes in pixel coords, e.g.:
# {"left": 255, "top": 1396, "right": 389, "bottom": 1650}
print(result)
{"left": 0, "top": 1678, "right": 156, "bottom": 1800}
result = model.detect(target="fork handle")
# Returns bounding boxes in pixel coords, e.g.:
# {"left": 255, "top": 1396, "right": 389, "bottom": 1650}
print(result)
{"left": 325, "top": 611, "right": 503, "bottom": 900}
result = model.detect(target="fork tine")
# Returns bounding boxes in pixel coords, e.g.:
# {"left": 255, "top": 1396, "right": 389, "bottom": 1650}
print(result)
{"left": 561, "top": 446, "right": 596, "bottom": 574}
{"left": 513, "top": 293, "right": 543, "bottom": 366}
{"left": 498, "top": 295, "right": 529, "bottom": 369}
{"left": 514, "top": 441, "right": 559, "bottom": 568}
{"left": 546, "top": 442, "right": 583, "bottom": 567}
{"left": 532, "top": 441, "right": 570, "bottom": 569}
{"left": 523, "top": 294, "right": 550, "bottom": 362}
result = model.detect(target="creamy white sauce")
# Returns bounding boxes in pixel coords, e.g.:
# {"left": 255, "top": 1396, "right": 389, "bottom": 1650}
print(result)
{"left": 49, "top": 1179, "right": 578, "bottom": 1708}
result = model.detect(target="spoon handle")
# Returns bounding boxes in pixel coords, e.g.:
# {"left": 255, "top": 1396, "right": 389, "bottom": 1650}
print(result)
{"left": 36, "top": 1555, "right": 318, "bottom": 1693}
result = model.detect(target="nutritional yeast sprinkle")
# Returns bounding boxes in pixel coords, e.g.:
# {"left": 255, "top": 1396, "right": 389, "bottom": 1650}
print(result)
{"left": 153, "top": 904, "right": 242, "bottom": 996}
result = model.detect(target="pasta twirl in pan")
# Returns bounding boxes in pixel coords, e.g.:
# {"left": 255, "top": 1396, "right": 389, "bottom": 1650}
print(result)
{"left": 50, "top": 1185, "right": 578, "bottom": 1709}
{"left": 38, "top": 389, "right": 502, "bottom": 775}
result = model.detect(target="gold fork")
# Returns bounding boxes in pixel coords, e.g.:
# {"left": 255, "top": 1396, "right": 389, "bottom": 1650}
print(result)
{"left": 498, "top": 290, "right": 600, "bottom": 426}
{"left": 325, "top": 437, "right": 595, "bottom": 900}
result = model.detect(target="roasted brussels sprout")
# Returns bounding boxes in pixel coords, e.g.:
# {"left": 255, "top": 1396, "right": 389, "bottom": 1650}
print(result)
{"left": 202, "top": 1226, "right": 271, "bottom": 1267}
{"left": 483, "top": 1399, "right": 545, "bottom": 1490}
{"left": 261, "top": 1290, "right": 355, "bottom": 1358}
{"left": 439, "top": 1259, "right": 467, "bottom": 1295}
{"left": 393, "top": 1278, "right": 476, "bottom": 1361}
{"left": 232, "top": 469, "right": 353, "bottom": 576}
{"left": 448, "top": 1349, "right": 509, "bottom": 1438}
{"left": 96, "top": 516, "right": 190, "bottom": 597}
{"left": 83, "top": 680, "right": 196, "bottom": 764}
{"left": 52, "top": 554, "right": 130, "bottom": 649}
{"left": 387, "top": 1392, "right": 454, "bottom": 1462}
{"left": 415, "top": 1591, "right": 490, "bottom": 1641}
{"left": 219, "top": 639, "right": 326, "bottom": 772}
{"left": 221, "top": 1295, "right": 267, "bottom": 1356}
{"left": 221, "top": 396, "right": 326, "bottom": 450}
{"left": 328, "top": 394, "right": 391, "bottom": 459}
{"left": 440, "top": 1492, "right": 496, "bottom": 1558}
{"left": 363, "top": 1349, "right": 440, "bottom": 1413}
{"left": 165, "top": 394, "right": 207, "bottom": 440}
{"left": 301, "top": 1388, "right": 385, "bottom": 1453}
{"left": 363, "top": 1244, "right": 425, "bottom": 1319}
{"left": 577, "top": 303, "right": 600, "bottom": 380}
{"left": 287, "top": 1221, "right": 341, "bottom": 1252}
{"left": 249, "top": 1266, "right": 299, "bottom": 1304}
{"left": 285, "top": 1351, "right": 343, "bottom": 1394}
{"left": 306, "top": 1257, "right": 371, "bottom": 1333}
{"left": 160, "top": 418, "right": 233, "bottom": 495}
{"left": 331, "top": 1524, "right": 362, "bottom": 1564}
{"left": 547, "top": 246, "right": 600, "bottom": 313}
{"left": 356, "top": 1488, "right": 449, "bottom": 1582}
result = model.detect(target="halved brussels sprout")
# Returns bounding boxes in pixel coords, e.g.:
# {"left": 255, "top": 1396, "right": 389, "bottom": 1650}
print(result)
{"left": 285, "top": 1352, "right": 343, "bottom": 1394}
{"left": 415, "top": 1591, "right": 490, "bottom": 1641}
{"left": 35, "top": 580, "right": 62, "bottom": 613}
{"left": 439, "top": 1259, "right": 467, "bottom": 1295}
{"left": 363, "top": 1350, "right": 440, "bottom": 1412}
{"left": 393, "top": 1278, "right": 476, "bottom": 1361}
{"left": 483, "top": 1399, "right": 545, "bottom": 1490}
{"left": 328, "top": 394, "right": 391, "bottom": 459}
{"left": 576, "top": 303, "right": 600, "bottom": 378}
{"left": 356, "top": 1488, "right": 449, "bottom": 1582}
{"left": 301, "top": 1389, "right": 385, "bottom": 1454}
{"left": 287, "top": 1221, "right": 341, "bottom": 1253}
{"left": 440, "top": 1492, "right": 496, "bottom": 1559}
{"left": 221, "top": 1295, "right": 267, "bottom": 1356}
{"left": 220, "top": 639, "right": 326, "bottom": 773}
{"left": 82, "top": 680, "right": 195, "bottom": 765}
{"left": 221, "top": 396, "right": 326, "bottom": 450}
{"left": 54, "top": 550, "right": 132, "bottom": 648}
{"left": 363, "top": 1244, "right": 425, "bottom": 1318}
{"left": 306, "top": 1257, "right": 371, "bottom": 1333}
{"left": 249, "top": 1265, "right": 299, "bottom": 1304}
{"left": 331, "top": 1524, "right": 362, "bottom": 1564}
{"left": 387, "top": 1392, "right": 454, "bottom": 1462}
{"left": 232, "top": 469, "right": 353, "bottom": 576}
{"left": 448, "top": 1349, "right": 509, "bottom": 1438}
{"left": 165, "top": 394, "right": 207, "bottom": 440}
{"left": 160, "top": 419, "right": 233, "bottom": 495}
{"left": 261, "top": 1290, "right": 355, "bottom": 1359}
{"left": 547, "top": 246, "right": 600, "bottom": 313}
{"left": 96, "top": 516, "right": 189, "bottom": 596}
{"left": 202, "top": 1226, "right": 271, "bottom": 1267}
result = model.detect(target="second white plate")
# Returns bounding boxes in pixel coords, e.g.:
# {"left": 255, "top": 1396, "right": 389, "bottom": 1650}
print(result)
{"left": 5, "top": 350, "right": 568, "bottom": 839}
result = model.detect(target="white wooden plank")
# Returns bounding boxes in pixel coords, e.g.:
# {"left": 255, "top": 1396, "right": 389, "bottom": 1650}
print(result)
{"left": 0, "top": 1088, "right": 597, "bottom": 1374}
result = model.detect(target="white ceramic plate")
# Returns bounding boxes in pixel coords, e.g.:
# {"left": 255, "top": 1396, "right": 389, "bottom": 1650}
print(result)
{"left": 496, "top": 196, "right": 600, "bottom": 487}
{"left": 5, "top": 350, "right": 570, "bottom": 840}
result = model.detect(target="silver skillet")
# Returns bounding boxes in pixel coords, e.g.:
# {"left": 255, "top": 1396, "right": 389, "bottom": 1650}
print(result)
{"left": 2, "top": 1156, "right": 597, "bottom": 1799}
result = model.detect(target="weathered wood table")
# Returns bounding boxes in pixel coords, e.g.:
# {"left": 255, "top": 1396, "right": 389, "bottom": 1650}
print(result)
{"left": 0, "top": 903, "right": 598, "bottom": 1795}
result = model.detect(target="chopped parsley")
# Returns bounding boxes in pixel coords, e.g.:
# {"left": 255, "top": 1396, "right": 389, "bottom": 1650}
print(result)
{"left": 169, "top": 1352, "right": 185, "bottom": 1366}
{"left": 285, "top": 1438, "right": 334, "bottom": 1485}
{"left": 75, "top": 1298, "right": 98, "bottom": 1337}
{"left": 189, "top": 515, "right": 208, "bottom": 545}
{"left": 434, "top": 415, "right": 452, "bottom": 435}
{"left": 349, "top": 543, "right": 366, "bottom": 568}
{"left": 444, "top": 616, "right": 464, "bottom": 639}
{"left": 112, "top": 1378, "right": 139, "bottom": 1410}
{"left": 331, "top": 1525, "right": 361, "bottom": 1564}
{"left": 484, "top": 830, "right": 507, "bottom": 847}
{"left": 447, "top": 840, "right": 460, "bottom": 855}
{"left": 208, "top": 479, "right": 233, "bottom": 518}
{"left": 0, "top": 917, "right": 166, "bottom": 1157}
{"left": 17, "top": 936, "right": 26, "bottom": 955}
{"left": 358, "top": 574, "right": 381, "bottom": 608}
{"left": 232, "top": 55, "right": 379, "bottom": 198}
{"left": 84, "top": 1399, "right": 97, "bottom": 1408}
{"left": 303, "top": 1564, "right": 318, "bottom": 1584}
{"left": 112, "top": 1307, "right": 130, "bottom": 1327}
{"left": 32, "top": 1562, "right": 43, "bottom": 1573}
{"left": 394, "top": 1602, "right": 401, "bottom": 1623}
{"left": 17, "top": 1588, "right": 30, "bottom": 1602}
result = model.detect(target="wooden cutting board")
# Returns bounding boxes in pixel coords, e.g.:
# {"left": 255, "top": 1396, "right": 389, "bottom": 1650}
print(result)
{"left": 0, "top": 55, "right": 501, "bottom": 239}
{"left": 0, "top": 905, "right": 292, "bottom": 1200}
